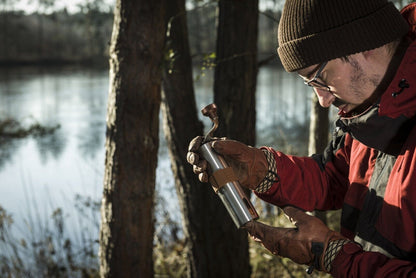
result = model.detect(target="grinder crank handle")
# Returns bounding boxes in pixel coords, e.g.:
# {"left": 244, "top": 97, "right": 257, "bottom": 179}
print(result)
{"left": 201, "top": 103, "right": 219, "bottom": 143}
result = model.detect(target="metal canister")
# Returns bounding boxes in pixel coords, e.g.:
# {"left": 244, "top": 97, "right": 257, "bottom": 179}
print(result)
{"left": 199, "top": 142, "right": 259, "bottom": 228}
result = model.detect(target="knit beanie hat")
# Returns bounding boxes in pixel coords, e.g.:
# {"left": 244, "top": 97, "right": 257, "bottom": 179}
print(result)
{"left": 277, "top": 0, "right": 409, "bottom": 72}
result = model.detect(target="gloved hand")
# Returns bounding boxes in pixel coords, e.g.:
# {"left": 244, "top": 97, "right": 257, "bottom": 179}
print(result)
{"left": 186, "top": 136, "right": 269, "bottom": 190}
{"left": 244, "top": 206, "right": 349, "bottom": 273}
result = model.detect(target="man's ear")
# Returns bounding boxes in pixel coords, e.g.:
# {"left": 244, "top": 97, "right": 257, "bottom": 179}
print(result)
{"left": 347, "top": 51, "right": 370, "bottom": 66}
{"left": 361, "top": 49, "right": 374, "bottom": 60}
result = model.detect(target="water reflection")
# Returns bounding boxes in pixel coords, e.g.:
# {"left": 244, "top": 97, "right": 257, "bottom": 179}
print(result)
{"left": 34, "top": 128, "right": 66, "bottom": 164}
{"left": 0, "top": 66, "right": 108, "bottom": 169}
{"left": 0, "top": 138, "right": 20, "bottom": 169}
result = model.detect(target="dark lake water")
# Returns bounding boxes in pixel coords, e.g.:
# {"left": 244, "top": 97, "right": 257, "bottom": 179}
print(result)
{"left": 0, "top": 65, "right": 334, "bottom": 249}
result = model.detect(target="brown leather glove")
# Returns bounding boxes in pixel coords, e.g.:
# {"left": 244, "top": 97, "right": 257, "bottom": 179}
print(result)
{"left": 244, "top": 206, "right": 349, "bottom": 273}
{"left": 186, "top": 136, "right": 268, "bottom": 190}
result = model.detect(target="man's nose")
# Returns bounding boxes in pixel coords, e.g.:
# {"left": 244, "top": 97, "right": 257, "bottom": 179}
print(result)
{"left": 314, "top": 88, "right": 335, "bottom": 108}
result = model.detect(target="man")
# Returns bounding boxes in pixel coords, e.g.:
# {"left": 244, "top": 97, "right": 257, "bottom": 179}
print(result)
{"left": 187, "top": 0, "right": 416, "bottom": 276}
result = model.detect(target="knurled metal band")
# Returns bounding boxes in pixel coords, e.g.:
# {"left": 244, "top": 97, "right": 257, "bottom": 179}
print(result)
{"left": 255, "top": 149, "right": 279, "bottom": 193}
{"left": 323, "top": 239, "right": 351, "bottom": 272}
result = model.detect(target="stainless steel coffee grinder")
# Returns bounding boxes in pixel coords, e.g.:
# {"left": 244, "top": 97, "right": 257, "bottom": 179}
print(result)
{"left": 198, "top": 103, "right": 259, "bottom": 228}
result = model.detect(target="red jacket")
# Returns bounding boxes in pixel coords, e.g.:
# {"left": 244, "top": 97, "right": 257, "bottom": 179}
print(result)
{"left": 258, "top": 3, "right": 416, "bottom": 277}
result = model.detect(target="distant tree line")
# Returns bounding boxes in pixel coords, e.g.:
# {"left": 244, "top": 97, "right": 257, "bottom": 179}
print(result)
{"left": 0, "top": 3, "right": 281, "bottom": 66}
{"left": 0, "top": 10, "right": 113, "bottom": 65}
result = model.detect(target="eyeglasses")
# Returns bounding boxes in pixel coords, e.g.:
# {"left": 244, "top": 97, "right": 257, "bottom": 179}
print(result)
{"left": 304, "top": 61, "right": 331, "bottom": 91}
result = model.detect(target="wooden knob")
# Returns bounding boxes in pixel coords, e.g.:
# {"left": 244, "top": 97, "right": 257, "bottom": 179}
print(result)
{"left": 201, "top": 103, "right": 218, "bottom": 120}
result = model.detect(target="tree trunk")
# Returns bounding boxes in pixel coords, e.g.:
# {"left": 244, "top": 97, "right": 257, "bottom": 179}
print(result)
{"left": 212, "top": 1, "right": 259, "bottom": 277}
{"left": 161, "top": 0, "right": 225, "bottom": 277}
{"left": 99, "top": 0, "right": 166, "bottom": 277}
{"left": 214, "top": 0, "right": 258, "bottom": 144}
{"left": 308, "top": 93, "right": 329, "bottom": 224}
